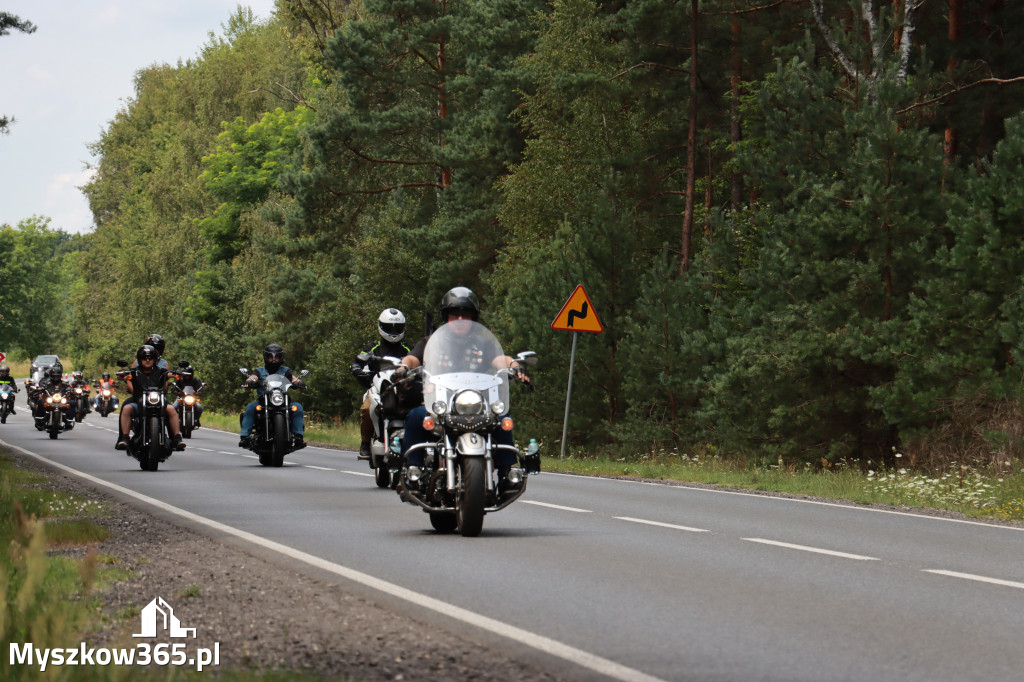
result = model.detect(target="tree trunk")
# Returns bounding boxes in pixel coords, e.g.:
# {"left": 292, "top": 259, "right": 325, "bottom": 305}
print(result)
{"left": 681, "top": 0, "right": 698, "bottom": 273}
{"left": 944, "top": 0, "right": 963, "bottom": 166}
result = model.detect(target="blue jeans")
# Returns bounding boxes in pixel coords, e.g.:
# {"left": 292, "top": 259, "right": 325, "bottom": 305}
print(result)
{"left": 241, "top": 401, "right": 304, "bottom": 436}
{"left": 402, "top": 405, "right": 516, "bottom": 467}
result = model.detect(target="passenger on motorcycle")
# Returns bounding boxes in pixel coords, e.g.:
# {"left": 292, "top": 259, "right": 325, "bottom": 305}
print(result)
{"left": 394, "top": 287, "right": 531, "bottom": 471}
{"left": 93, "top": 372, "right": 119, "bottom": 410}
{"left": 131, "top": 333, "right": 169, "bottom": 369}
{"left": 351, "top": 308, "right": 412, "bottom": 460}
{"left": 115, "top": 345, "right": 185, "bottom": 451}
{"left": 0, "top": 365, "right": 19, "bottom": 413}
{"left": 239, "top": 343, "right": 306, "bottom": 449}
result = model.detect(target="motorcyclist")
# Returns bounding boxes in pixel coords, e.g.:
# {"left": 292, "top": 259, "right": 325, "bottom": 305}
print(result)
{"left": 239, "top": 343, "right": 306, "bottom": 449}
{"left": 115, "top": 345, "right": 185, "bottom": 451}
{"left": 69, "top": 370, "right": 92, "bottom": 415}
{"left": 351, "top": 308, "right": 412, "bottom": 460}
{"left": 93, "top": 372, "right": 119, "bottom": 411}
{"left": 29, "top": 363, "right": 75, "bottom": 426}
{"left": 394, "top": 287, "right": 531, "bottom": 478}
{"left": 0, "top": 365, "right": 19, "bottom": 414}
{"left": 171, "top": 363, "right": 205, "bottom": 427}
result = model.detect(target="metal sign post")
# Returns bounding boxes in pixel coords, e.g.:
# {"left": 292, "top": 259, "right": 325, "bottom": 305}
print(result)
{"left": 551, "top": 285, "right": 603, "bottom": 459}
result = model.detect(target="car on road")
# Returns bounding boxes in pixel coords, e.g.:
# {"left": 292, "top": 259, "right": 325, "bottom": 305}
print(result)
{"left": 29, "top": 354, "right": 61, "bottom": 383}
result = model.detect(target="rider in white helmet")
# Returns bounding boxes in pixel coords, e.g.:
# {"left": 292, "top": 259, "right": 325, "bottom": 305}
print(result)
{"left": 351, "top": 308, "right": 412, "bottom": 460}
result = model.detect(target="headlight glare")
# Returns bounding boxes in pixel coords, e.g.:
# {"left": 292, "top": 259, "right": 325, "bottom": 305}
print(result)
{"left": 454, "top": 390, "right": 484, "bottom": 416}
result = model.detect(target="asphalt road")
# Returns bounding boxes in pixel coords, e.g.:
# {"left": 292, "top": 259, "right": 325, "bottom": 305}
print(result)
{"left": 2, "top": 408, "right": 1023, "bottom": 682}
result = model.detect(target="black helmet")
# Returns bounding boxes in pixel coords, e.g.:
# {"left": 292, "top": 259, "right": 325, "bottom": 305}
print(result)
{"left": 137, "top": 345, "right": 159, "bottom": 362}
{"left": 439, "top": 287, "right": 480, "bottom": 322}
{"left": 48, "top": 365, "right": 63, "bottom": 381}
{"left": 144, "top": 333, "right": 165, "bottom": 355}
{"left": 263, "top": 344, "right": 285, "bottom": 372}
{"left": 102, "top": 372, "right": 110, "bottom": 379}
{"left": 0, "top": 365, "right": 9, "bottom": 377}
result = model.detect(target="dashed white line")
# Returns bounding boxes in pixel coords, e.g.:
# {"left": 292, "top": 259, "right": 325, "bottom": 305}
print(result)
{"left": 744, "top": 538, "right": 878, "bottom": 561}
{"left": 923, "top": 569, "right": 1024, "bottom": 590}
{"left": 339, "top": 470, "right": 373, "bottom": 478}
{"left": 615, "top": 517, "right": 709, "bottom": 533}
{"left": 522, "top": 500, "right": 592, "bottom": 513}
{"left": 305, "top": 465, "right": 335, "bottom": 471}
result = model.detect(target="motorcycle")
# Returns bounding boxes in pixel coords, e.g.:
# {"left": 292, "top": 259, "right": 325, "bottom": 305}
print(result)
{"left": 172, "top": 362, "right": 205, "bottom": 439}
{"left": 116, "top": 361, "right": 176, "bottom": 472}
{"left": 71, "top": 384, "right": 91, "bottom": 422}
{"left": 238, "top": 367, "right": 309, "bottom": 467}
{"left": 94, "top": 381, "right": 119, "bottom": 417}
{"left": 397, "top": 321, "right": 538, "bottom": 536}
{"left": 0, "top": 384, "right": 17, "bottom": 423}
{"left": 363, "top": 356, "right": 419, "bottom": 489}
{"left": 32, "top": 384, "right": 73, "bottom": 440}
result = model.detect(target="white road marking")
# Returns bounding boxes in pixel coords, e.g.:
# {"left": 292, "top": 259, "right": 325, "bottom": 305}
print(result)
{"left": 923, "top": 569, "right": 1024, "bottom": 590}
{"left": 615, "top": 517, "right": 710, "bottom": 533}
{"left": 305, "top": 465, "right": 335, "bottom": 471}
{"left": 1, "top": 438, "right": 666, "bottom": 682}
{"left": 522, "top": 500, "right": 592, "bottom": 513}
{"left": 339, "top": 470, "right": 373, "bottom": 478}
{"left": 744, "top": 538, "right": 878, "bottom": 561}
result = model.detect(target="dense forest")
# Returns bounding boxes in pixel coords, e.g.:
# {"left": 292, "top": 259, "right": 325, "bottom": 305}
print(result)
{"left": 5, "top": 0, "right": 1024, "bottom": 469}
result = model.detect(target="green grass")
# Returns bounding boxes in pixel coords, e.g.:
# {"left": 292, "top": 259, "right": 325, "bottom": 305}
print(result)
{"left": 200, "top": 410, "right": 363, "bottom": 450}
{"left": 544, "top": 446, "right": 1024, "bottom": 522}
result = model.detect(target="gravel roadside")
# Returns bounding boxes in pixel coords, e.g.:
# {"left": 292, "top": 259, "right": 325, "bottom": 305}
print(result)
{"left": 6, "top": 448, "right": 563, "bottom": 682}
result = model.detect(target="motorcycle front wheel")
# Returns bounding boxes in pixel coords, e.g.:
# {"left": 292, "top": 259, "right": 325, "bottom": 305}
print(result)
{"left": 456, "top": 457, "right": 486, "bottom": 537}
{"left": 271, "top": 412, "right": 287, "bottom": 467}
{"left": 140, "top": 416, "right": 161, "bottom": 471}
{"left": 182, "top": 410, "right": 193, "bottom": 439}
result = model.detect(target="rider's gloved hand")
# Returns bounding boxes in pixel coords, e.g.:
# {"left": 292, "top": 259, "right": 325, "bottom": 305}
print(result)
{"left": 393, "top": 366, "right": 408, "bottom": 381}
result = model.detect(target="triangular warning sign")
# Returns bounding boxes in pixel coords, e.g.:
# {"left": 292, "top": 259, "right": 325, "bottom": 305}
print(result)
{"left": 552, "top": 285, "right": 603, "bottom": 333}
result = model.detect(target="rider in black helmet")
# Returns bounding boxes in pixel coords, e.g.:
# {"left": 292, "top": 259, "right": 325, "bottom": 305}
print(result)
{"left": 238, "top": 343, "right": 306, "bottom": 449}
{"left": 394, "top": 287, "right": 531, "bottom": 477}
{"left": 116, "top": 345, "right": 185, "bottom": 451}
{"left": 0, "top": 365, "right": 19, "bottom": 414}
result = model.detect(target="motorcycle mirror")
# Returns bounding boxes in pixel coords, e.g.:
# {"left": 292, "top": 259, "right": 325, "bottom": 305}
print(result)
{"left": 516, "top": 351, "right": 539, "bottom": 367}
{"left": 239, "top": 368, "right": 250, "bottom": 376}
{"left": 116, "top": 359, "right": 129, "bottom": 367}
{"left": 179, "top": 360, "right": 190, "bottom": 368}
{"left": 298, "top": 369, "right": 310, "bottom": 378}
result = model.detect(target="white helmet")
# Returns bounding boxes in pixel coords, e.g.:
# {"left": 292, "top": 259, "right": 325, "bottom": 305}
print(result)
{"left": 378, "top": 308, "right": 406, "bottom": 343}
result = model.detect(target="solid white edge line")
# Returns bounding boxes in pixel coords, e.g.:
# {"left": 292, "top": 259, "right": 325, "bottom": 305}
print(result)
{"left": 521, "top": 500, "right": 592, "bottom": 513}
{"left": 744, "top": 538, "right": 878, "bottom": 561}
{"left": 923, "top": 569, "right": 1024, "bottom": 590}
{"left": 615, "top": 517, "right": 710, "bottom": 533}
{"left": 0, "top": 438, "right": 666, "bottom": 682}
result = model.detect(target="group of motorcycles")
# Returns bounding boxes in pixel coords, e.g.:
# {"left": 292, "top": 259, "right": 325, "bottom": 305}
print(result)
{"left": 6, "top": 320, "right": 540, "bottom": 536}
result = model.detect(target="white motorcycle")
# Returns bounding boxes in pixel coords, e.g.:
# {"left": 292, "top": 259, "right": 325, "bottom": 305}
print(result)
{"left": 397, "top": 321, "right": 538, "bottom": 536}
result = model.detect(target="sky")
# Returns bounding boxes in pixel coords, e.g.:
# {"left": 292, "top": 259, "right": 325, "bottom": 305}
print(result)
{"left": 1, "top": 1, "right": 278, "bottom": 234}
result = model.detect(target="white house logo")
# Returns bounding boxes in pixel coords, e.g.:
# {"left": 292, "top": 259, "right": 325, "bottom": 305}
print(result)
{"left": 133, "top": 597, "right": 197, "bottom": 638}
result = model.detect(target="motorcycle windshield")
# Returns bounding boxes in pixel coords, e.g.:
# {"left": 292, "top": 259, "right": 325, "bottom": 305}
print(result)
{"left": 422, "top": 321, "right": 510, "bottom": 414}
{"left": 264, "top": 372, "right": 289, "bottom": 391}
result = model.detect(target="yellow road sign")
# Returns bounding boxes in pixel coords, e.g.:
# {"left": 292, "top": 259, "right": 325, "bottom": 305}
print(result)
{"left": 551, "top": 285, "right": 603, "bottom": 333}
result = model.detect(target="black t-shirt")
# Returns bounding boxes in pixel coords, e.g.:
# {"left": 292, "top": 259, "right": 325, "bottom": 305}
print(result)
{"left": 128, "top": 367, "right": 168, "bottom": 402}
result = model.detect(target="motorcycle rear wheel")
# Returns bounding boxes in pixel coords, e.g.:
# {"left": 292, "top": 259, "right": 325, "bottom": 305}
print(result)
{"left": 456, "top": 457, "right": 486, "bottom": 537}
{"left": 430, "top": 511, "right": 458, "bottom": 533}
{"left": 374, "top": 464, "right": 391, "bottom": 488}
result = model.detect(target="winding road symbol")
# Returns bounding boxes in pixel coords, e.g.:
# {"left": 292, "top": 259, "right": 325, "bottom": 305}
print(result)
{"left": 552, "top": 285, "right": 603, "bottom": 333}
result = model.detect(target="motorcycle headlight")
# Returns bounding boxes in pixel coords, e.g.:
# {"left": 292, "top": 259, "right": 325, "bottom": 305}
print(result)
{"left": 102, "top": 390, "right": 111, "bottom": 397}
{"left": 59, "top": 396, "right": 68, "bottom": 405}
{"left": 431, "top": 401, "right": 448, "bottom": 416}
{"left": 184, "top": 395, "right": 196, "bottom": 405}
{"left": 454, "top": 390, "right": 484, "bottom": 416}
{"left": 270, "top": 392, "right": 285, "bottom": 406}
{"left": 146, "top": 391, "right": 161, "bottom": 406}
{"left": 490, "top": 401, "right": 506, "bottom": 416}
{"left": 75, "top": 388, "right": 83, "bottom": 394}
{"left": 45, "top": 396, "right": 54, "bottom": 404}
